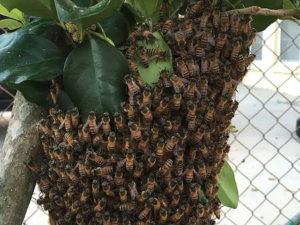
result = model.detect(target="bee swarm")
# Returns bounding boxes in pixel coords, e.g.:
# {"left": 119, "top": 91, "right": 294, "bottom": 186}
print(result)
{"left": 31, "top": 1, "right": 256, "bottom": 224}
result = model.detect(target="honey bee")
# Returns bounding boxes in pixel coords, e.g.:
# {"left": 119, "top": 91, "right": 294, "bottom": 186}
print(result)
{"left": 128, "top": 181, "right": 139, "bottom": 200}
{"left": 200, "top": 9, "right": 211, "bottom": 30}
{"left": 204, "top": 102, "right": 215, "bottom": 123}
{"left": 41, "top": 135, "right": 50, "bottom": 158}
{"left": 99, "top": 112, "right": 110, "bottom": 135}
{"left": 158, "top": 208, "right": 168, "bottom": 224}
{"left": 213, "top": 7, "right": 221, "bottom": 29}
{"left": 157, "top": 159, "right": 173, "bottom": 177}
{"left": 121, "top": 102, "right": 135, "bottom": 121}
{"left": 186, "top": 100, "right": 197, "bottom": 122}
{"left": 170, "top": 190, "right": 180, "bottom": 208}
{"left": 198, "top": 141, "right": 208, "bottom": 159}
{"left": 164, "top": 178, "right": 177, "bottom": 195}
{"left": 175, "top": 150, "right": 184, "bottom": 176}
{"left": 195, "top": 40, "right": 204, "bottom": 58}
{"left": 26, "top": 159, "right": 41, "bottom": 175}
{"left": 199, "top": 76, "right": 208, "bottom": 98}
{"left": 184, "top": 78, "right": 201, "bottom": 99}
{"left": 127, "top": 31, "right": 143, "bottom": 44}
{"left": 140, "top": 105, "right": 153, "bottom": 123}
{"left": 209, "top": 53, "right": 220, "bottom": 75}
{"left": 154, "top": 97, "right": 169, "bottom": 115}
{"left": 65, "top": 164, "right": 79, "bottom": 183}
{"left": 220, "top": 12, "right": 229, "bottom": 31}
{"left": 126, "top": 43, "right": 137, "bottom": 60}
{"left": 118, "top": 187, "right": 128, "bottom": 203}
{"left": 86, "top": 151, "right": 105, "bottom": 166}
{"left": 125, "top": 74, "right": 141, "bottom": 95}
{"left": 128, "top": 122, "right": 141, "bottom": 141}
{"left": 138, "top": 46, "right": 149, "bottom": 68}
{"left": 176, "top": 59, "right": 189, "bottom": 79}
{"left": 205, "top": 181, "right": 213, "bottom": 198}
{"left": 240, "top": 14, "right": 253, "bottom": 35}
{"left": 193, "top": 124, "right": 206, "bottom": 143}
{"left": 91, "top": 179, "right": 100, "bottom": 200}
{"left": 230, "top": 13, "right": 240, "bottom": 36}
{"left": 201, "top": 23, "right": 214, "bottom": 50}
{"left": 146, "top": 48, "right": 168, "bottom": 61}
{"left": 182, "top": 161, "right": 198, "bottom": 183}
{"left": 114, "top": 168, "right": 124, "bottom": 187}
{"left": 102, "top": 181, "right": 116, "bottom": 198}
{"left": 172, "top": 116, "right": 181, "bottom": 132}
{"left": 40, "top": 119, "right": 51, "bottom": 136}
{"left": 117, "top": 149, "right": 137, "bottom": 172}
{"left": 133, "top": 162, "right": 144, "bottom": 179}
{"left": 112, "top": 112, "right": 124, "bottom": 133}
{"left": 170, "top": 74, "right": 186, "bottom": 93}
{"left": 81, "top": 126, "right": 92, "bottom": 144}
{"left": 138, "top": 132, "right": 150, "bottom": 153}
{"left": 80, "top": 188, "right": 91, "bottom": 204}
{"left": 162, "top": 20, "right": 173, "bottom": 35}
{"left": 50, "top": 85, "right": 57, "bottom": 104}
{"left": 189, "top": 183, "right": 199, "bottom": 202}
{"left": 245, "top": 28, "right": 257, "bottom": 47}
{"left": 64, "top": 132, "right": 81, "bottom": 151}
{"left": 216, "top": 94, "right": 228, "bottom": 112}
{"left": 103, "top": 211, "right": 111, "bottom": 224}
{"left": 119, "top": 202, "right": 136, "bottom": 211}
{"left": 162, "top": 120, "right": 172, "bottom": 133}
{"left": 127, "top": 59, "right": 139, "bottom": 76}
{"left": 93, "top": 197, "right": 106, "bottom": 212}
{"left": 146, "top": 153, "right": 157, "bottom": 172}
{"left": 188, "top": 1, "right": 202, "bottom": 18}
{"left": 156, "top": 138, "right": 165, "bottom": 165}
{"left": 212, "top": 185, "right": 220, "bottom": 199}
{"left": 153, "top": 83, "right": 164, "bottom": 107}
{"left": 142, "top": 30, "right": 157, "bottom": 44}
{"left": 165, "top": 133, "right": 180, "bottom": 154}
{"left": 184, "top": 19, "right": 193, "bottom": 39}
{"left": 170, "top": 205, "right": 185, "bottom": 222}
{"left": 231, "top": 38, "right": 241, "bottom": 61}
{"left": 91, "top": 166, "right": 113, "bottom": 176}
{"left": 175, "top": 24, "right": 186, "bottom": 50}
{"left": 245, "top": 54, "right": 256, "bottom": 68}
{"left": 63, "top": 111, "right": 72, "bottom": 132}
{"left": 70, "top": 107, "right": 79, "bottom": 128}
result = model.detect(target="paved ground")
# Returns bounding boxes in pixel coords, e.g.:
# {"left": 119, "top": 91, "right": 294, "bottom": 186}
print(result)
{"left": 0, "top": 72, "right": 299, "bottom": 225}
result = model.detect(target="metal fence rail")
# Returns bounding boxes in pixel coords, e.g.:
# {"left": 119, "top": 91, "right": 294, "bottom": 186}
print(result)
{"left": 0, "top": 20, "right": 299, "bottom": 225}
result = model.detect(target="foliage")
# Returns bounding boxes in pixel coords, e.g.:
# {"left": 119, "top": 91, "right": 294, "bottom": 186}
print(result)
{"left": 0, "top": 0, "right": 299, "bottom": 209}
{"left": 63, "top": 36, "right": 128, "bottom": 121}
{"left": 218, "top": 161, "right": 239, "bottom": 209}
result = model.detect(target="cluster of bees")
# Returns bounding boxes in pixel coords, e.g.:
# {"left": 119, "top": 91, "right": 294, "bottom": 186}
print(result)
{"left": 27, "top": 0, "right": 257, "bottom": 224}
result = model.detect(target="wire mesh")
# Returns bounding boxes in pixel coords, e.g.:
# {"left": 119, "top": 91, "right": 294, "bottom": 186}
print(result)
{"left": 0, "top": 19, "right": 296, "bottom": 225}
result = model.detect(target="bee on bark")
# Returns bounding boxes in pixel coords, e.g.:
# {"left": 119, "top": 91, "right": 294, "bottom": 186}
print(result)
{"left": 40, "top": 119, "right": 52, "bottom": 136}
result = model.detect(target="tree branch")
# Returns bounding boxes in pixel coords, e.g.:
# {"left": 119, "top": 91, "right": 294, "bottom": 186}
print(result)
{"left": 0, "top": 92, "right": 46, "bottom": 225}
{"left": 227, "top": 6, "right": 300, "bottom": 17}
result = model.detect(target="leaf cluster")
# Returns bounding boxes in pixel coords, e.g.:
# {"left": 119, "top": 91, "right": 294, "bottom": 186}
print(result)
{"left": 1, "top": 0, "right": 298, "bottom": 210}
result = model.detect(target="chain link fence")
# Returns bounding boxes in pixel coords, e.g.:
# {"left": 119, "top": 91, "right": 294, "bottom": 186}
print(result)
{"left": 0, "top": 19, "right": 299, "bottom": 225}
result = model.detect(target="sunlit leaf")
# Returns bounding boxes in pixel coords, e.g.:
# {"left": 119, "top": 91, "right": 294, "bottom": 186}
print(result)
{"left": 0, "top": 19, "right": 23, "bottom": 30}
{"left": 0, "top": 4, "right": 24, "bottom": 22}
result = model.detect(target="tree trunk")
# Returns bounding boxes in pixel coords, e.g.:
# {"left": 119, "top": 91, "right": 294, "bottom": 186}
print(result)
{"left": 0, "top": 92, "right": 46, "bottom": 225}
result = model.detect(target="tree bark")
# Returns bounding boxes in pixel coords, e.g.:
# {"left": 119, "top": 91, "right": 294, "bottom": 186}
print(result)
{"left": 0, "top": 92, "right": 46, "bottom": 225}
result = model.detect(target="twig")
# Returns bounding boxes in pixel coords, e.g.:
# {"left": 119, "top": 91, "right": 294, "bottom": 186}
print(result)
{"left": 97, "top": 22, "right": 106, "bottom": 38}
{"left": 227, "top": 6, "right": 300, "bottom": 17}
{"left": 1, "top": 28, "right": 7, "bottom": 33}
{"left": 234, "top": 0, "right": 244, "bottom": 7}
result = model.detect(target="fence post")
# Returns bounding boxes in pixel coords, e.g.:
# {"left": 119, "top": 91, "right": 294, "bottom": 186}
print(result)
{"left": 0, "top": 92, "right": 46, "bottom": 225}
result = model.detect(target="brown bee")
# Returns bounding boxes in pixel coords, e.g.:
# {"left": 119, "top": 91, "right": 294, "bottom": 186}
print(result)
{"left": 142, "top": 30, "right": 157, "bottom": 44}
{"left": 127, "top": 59, "right": 139, "bottom": 75}
{"left": 154, "top": 97, "right": 169, "bottom": 115}
{"left": 156, "top": 138, "right": 165, "bottom": 165}
{"left": 86, "top": 151, "right": 105, "bottom": 166}
{"left": 230, "top": 13, "right": 240, "bottom": 36}
{"left": 231, "top": 38, "right": 241, "bottom": 61}
{"left": 94, "top": 197, "right": 107, "bottom": 212}
{"left": 175, "top": 150, "right": 184, "bottom": 176}
{"left": 209, "top": 53, "right": 220, "bottom": 75}
{"left": 195, "top": 40, "right": 204, "bottom": 58}
{"left": 138, "top": 46, "right": 149, "bottom": 68}
{"left": 170, "top": 190, "right": 180, "bottom": 208}
{"left": 128, "top": 122, "right": 141, "bottom": 141}
{"left": 199, "top": 76, "right": 208, "bottom": 98}
{"left": 157, "top": 159, "right": 173, "bottom": 177}
{"left": 213, "top": 7, "right": 221, "bottom": 28}
{"left": 63, "top": 111, "right": 72, "bottom": 132}
{"left": 175, "top": 25, "right": 186, "bottom": 50}
{"left": 240, "top": 14, "right": 253, "bottom": 34}
{"left": 152, "top": 83, "right": 164, "bottom": 107}
{"left": 118, "top": 187, "right": 128, "bottom": 203}
{"left": 204, "top": 102, "right": 215, "bottom": 123}
{"left": 186, "top": 100, "right": 197, "bottom": 122}
{"left": 113, "top": 168, "right": 124, "bottom": 187}
{"left": 188, "top": 1, "right": 202, "bottom": 18}
{"left": 128, "top": 181, "right": 139, "bottom": 201}
{"left": 41, "top": 135, "right": 50, "bottom": 157}
{"left": 184, "top": 78, "right": 201, "bottom": 99}
{"left": 198, "top": 162, "right": 207, "bottom": 179}
{"left": 125, "top": 43, "right": 137, "bottom": 59}
{"left": 176, "top": 59, "right": 189, "bottom": 78}
{"left": 200, "top": 9, "right": 211, "bottom": 30}
{"left": 119, "top": 202, "right": 136, "bottom": 211}
{"left": 220, "top": 12, "right": 229, "bottom": 31}
{"left": 81, "top": 126, "right": 91, "bottom": 144}
{"left": 70, "top": 107, "right": 79, "bottom": 128}
{"left": 184, "top": 19, "right": 193, "bottom": 39}
{"left": 245, "top": 28, "right": 257, "bottom": 47}
{"left": 170, "top": 74, "right": 186, "bottom": 93}
{"left": 138, "top": 189, "right": 151, "bottom": 202}
{"left": 65, "top": 164, "right": 79, "bottom": 183}
{"left": 92, "top": 166, "right": 113, "bottom": 176}
{"left": 50, "top": 85, "right": 57, "bottom": 104}
{"left": 146, "top": 153, "right": 157, "bottom": 172}
{"left": 186, "top": 58, "right": 200, "bottom": 77}
{"left": 125, "top": 74, "right": 140, "bottom": 95}
{"left": 162, "top": 19, "right": 173, "bottom": 34}
{"left": 189, "top": 183, "right": 199, "bottom": 202}
{"left": 113, "top": 112, "right": 125, "bottom": 133}
{"left": 149, "top": 197, "right": 161, "bottom": 213}
{"left": 158, "top": 207, "right": 168, "bottom": 224}
{"left": 245, "top": 54, "right": 256, "bottom": 68}
{"left": 80, "top": 188, "right": 91, "bottom": 204}
{"left": 172, "top": 116, "right": 181, "bottom": 133}
{"left": 26, "top": 159, "right": 41, "bottom": 175}
{"left": 140, "top": 105, "right": 153, "bottom": 123}
{"left": 133, "top": 162, "right": 144, "bottom": 179}
{"left": 138, "top": 202, "right": 152, "bottom": 220}
{"left": 216, "top": 94, "right": 228, "bottom": 113}
{"left": 40, "top": 119, "right": 51, "bottom": 136}
{"left": 146, "top": 48, "right": 168, "bottom": 61}
{"left": 196, "top": 204, "right": 204, "bottom": 219}
{"left": 205, "top": 181, "right": 213, "bottom": 198}
{"left": 64, "top": 132, "right": 81, "bottom": 151}
{"left": 198, "top": 141, "right": 208, "bottom": 159}
{"left": 102, "top": 181, "right": 116, "bottom": 198}
{"left": 201, "top": 23, "right": 214, "bottom": 50}
{"left": 170, "top": 205, "right": 185, "bottom": 222}
{"left": 165, "top": 133, "right": 180, "bottom": 154}
{"left": 121, "top": 102, "right": 135, "bottom": 121}
{"left": 118, "top": 149, "right": 137, "bottom": 172}
{"left": 86, "top": 111, "right": 97, "bottom": 135}
{"left": 182, "top": 161, "right": 198, "bottom": 183}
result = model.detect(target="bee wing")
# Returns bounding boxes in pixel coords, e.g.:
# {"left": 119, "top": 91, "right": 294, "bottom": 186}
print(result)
{"left": 171, "top": 81, "right": 180, "bottom": 93}
{"left": 173, "top": 144, "right": 179, "bottom": 156}
{"left": 96, "top": 121, "right": 103, "bottom": 129}
{"left": 117, "top": 158, "right": 127, "bottom": 168}
{"left": 209, "top": 35, "right": 216, "bottom": 46}
{"left": 101, "top": 175, "right": 113, "bottom": 182}
{"left": 178, "top": 77, "right": 189, "bottom": 83}
{"left": 154, "top": 182, "right": 162, "bottom": 192}
{"left": 133, "top": 159, "right": 139, "bottom": 167}
{"left": 193, "top": 169, "right": 201, "bottom": 182}
{"left": 181, "top": 169, "right": 187, "bottom": 178}
{"left": 195, "top": 87, "right": 202, "bottom": 99}
{"left": 58, "top": 120, "right": 65, "bottom": 130}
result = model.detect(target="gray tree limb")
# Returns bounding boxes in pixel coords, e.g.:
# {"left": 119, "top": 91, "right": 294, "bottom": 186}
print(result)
{"left": 227, "top": 6, "right": 300, "bottom": 17}
{"left": 0, "top": 92, "right": 46, "bottom": 225}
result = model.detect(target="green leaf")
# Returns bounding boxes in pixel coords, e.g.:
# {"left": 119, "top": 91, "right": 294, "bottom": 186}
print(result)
{"left": 0, "top": 33, "right": 64, "bottom": 84}
{"left": 198, "top": 188, "right": 209, "bottom": 205}
{"left": 1, "top": 0, "right": 57, "bottom": 19}
{"left": 128, "top": 0, "right": 159, "bottom": 20}
{"left": 54, "top": 0, "right": 121, "bottom": 30}
{"left": 0, "top": 19, "right": 23, "bottom": 30}
{"left": 8, "top": 81, "right": 54, "bottom": 108}
{"left": 63, "top": 36, "right": 128, "bottom": 121}
{"left": 152, "top": 0, "right": 163, "bottom": 23}
{"left": 283, "top": 0, "right": 296, "bottom": 9}
{"left": 134, "top": 32, "right": 173, "bottom": 86}
{"left": 56, "top": 89, "right": 74, "bottom": 110}
{"left": 0, "top": 4, "right": 24, "bottom": 22}
{"left": 168, "top": 0, "right": 185, "bottom": 18}
{"left": 72, "top": 0, "right": 91, "bottom": 7}
{"left": 100, "top": 10, "right": 128, "bottom": 47}
{"left": 16, "top": 18, "right": 57, "bottom": 36}
{"left": 120, "top": 3, "right": 137, "bottom": 28}
{"left": 122, "top": 2, "right": 145, "bottom": 23}
{"left": 218, "top": 160, "right": 239, "bottom": 209}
